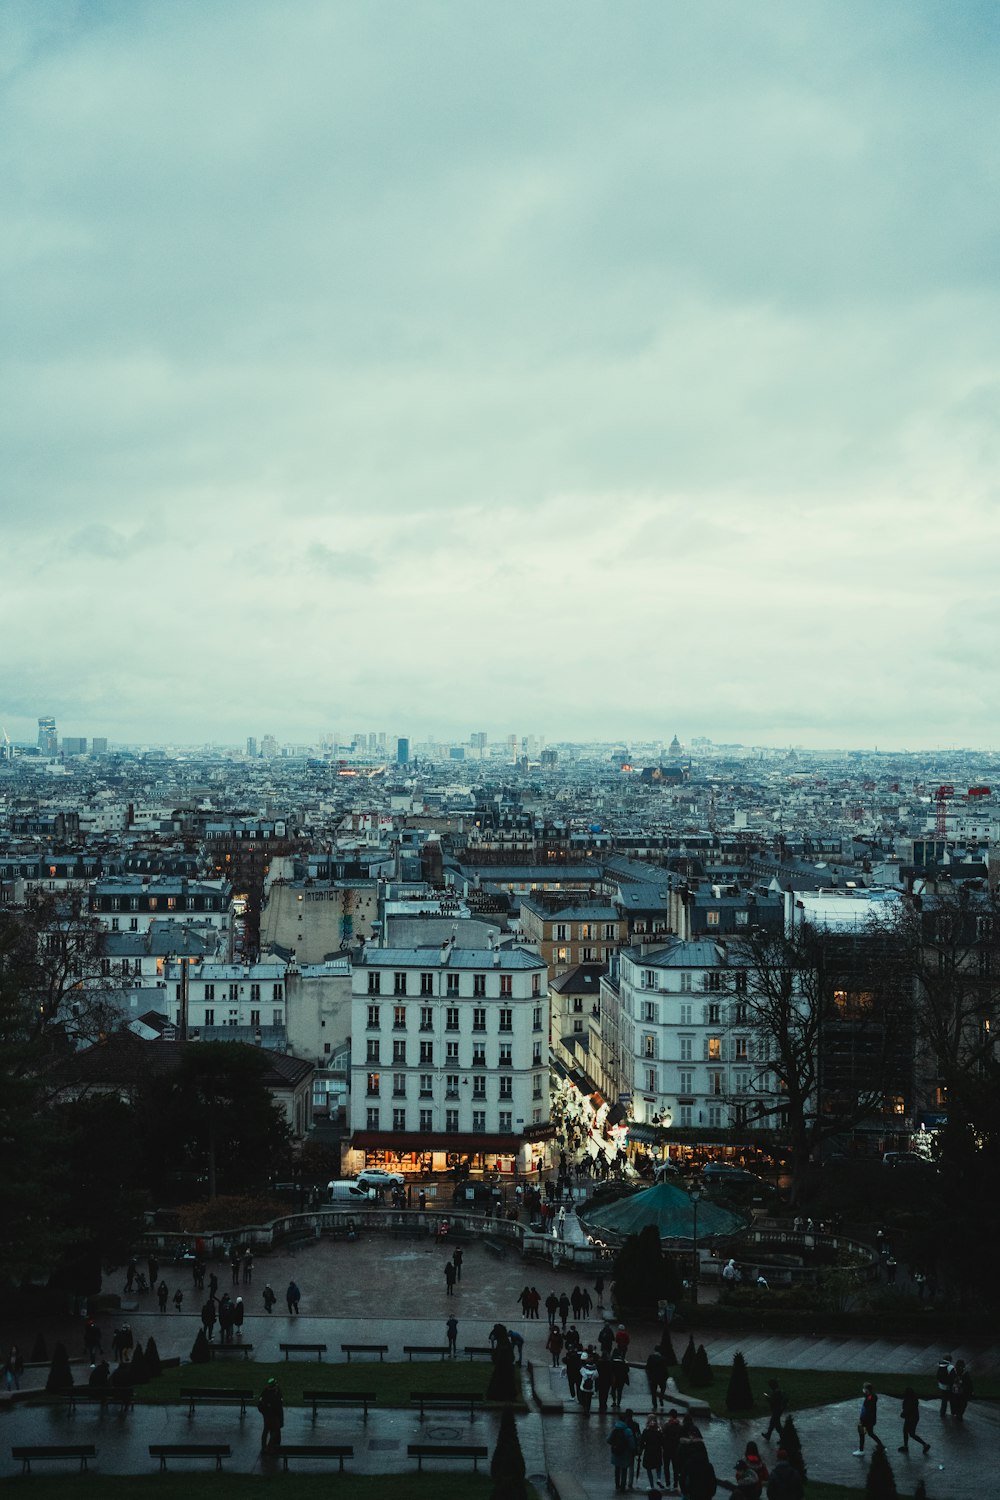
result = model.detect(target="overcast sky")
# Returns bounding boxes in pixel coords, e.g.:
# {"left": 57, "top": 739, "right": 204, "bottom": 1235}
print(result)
{"left": 3, "top": 2, "right": 999, "bottom": 749}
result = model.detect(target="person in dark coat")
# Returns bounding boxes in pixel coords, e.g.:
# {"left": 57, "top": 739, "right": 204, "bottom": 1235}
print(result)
{"left": 262, "top": 1284, "right": 276, "bottom": 1313}
{"left": 564, "top": 1345, "right": 582, "bottom": 1400}
{"left": 765, "top": 1450, "right": 803, "bottom": 1500}
{"left": 640, "top": 1416, "right": 665, "bottom": 1489}
{"left": 646, "top": 1346, "right": 667, "bottom": 1410}
{"left": 596, "top": 1353, "right": 614, "bottom": 1414}
{"left": 899, "top": 1386, "right": 930, "bottom": 1453}
{"left": 285, "top": 1281, "right": 300, "bottom": 1314}
{"left": 610, "top": 1351, "right": 630, "bottom": 1410}
{"left": 258, "top": 1376, "right": 284, "bottom": 1452}
{"left": 682, "top": 1440, "right": 717, "bottom": 1500}
{"left": 558, "top": 1292, "right": 570, "bottom": 1330}
{"left": 201, "top": 1298, "right": 217, "bottom": 1340}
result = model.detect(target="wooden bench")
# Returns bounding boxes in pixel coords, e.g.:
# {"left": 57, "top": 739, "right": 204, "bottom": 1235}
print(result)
{"left": 341, "top": 1343, "right": 388, "bottom": 1362}
{"left": 463, "top": 1346, "right": 494, "bottom": 1359}
{"left": 179, "top": 1386, "right": 253, "bottom": 1418}
{"left": 57, "top": 1388, "right": 134, "bottom": 1413}
{"left": 403, "top": 1344, "right": 451, "bottom": 1360}
{"left": 149, "top": 1443, "right": 232, "bottom": 1471}
{"left": 303, "top": 1389, "right": 377, "bottom": 1420}
{"left": 410, "top": 1389, "right": 483, "bottom": 1420}
{"left": 279, "top": 1444, "right": 354, "bottom": 1472}
{"left": 483, "top": 1237, "right": 508, "bottom": 1259}
{"left": 408, "top": 1442, "right": 489, "bottom": 1470}
{"left": 208, "top": 1342, "right": 253, "bottom": 1360}
{"left": 13, "top": 1446, "right": 96, "bottom": 1474}
{"left": 280, "top": 1342, "right": 328, "bottom": 1361}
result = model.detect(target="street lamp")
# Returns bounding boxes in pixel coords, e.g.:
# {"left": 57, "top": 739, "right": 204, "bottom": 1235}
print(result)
{"left": 689, "top": 1187, "right": 701, "bottom": 1306}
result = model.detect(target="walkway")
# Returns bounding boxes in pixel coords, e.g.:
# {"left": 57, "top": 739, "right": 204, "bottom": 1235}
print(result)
{"left": 1, "top": 1228, "right": 995, "bottom": 1495}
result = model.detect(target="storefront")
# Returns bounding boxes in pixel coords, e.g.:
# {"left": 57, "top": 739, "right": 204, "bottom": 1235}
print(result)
{"left": 345, "top": 1129, "right": 553, "bottom": 1177}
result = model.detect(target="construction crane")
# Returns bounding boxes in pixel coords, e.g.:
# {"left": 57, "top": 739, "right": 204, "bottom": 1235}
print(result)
{"left": 935, "top": 785, "right": 954, "bottom": 838}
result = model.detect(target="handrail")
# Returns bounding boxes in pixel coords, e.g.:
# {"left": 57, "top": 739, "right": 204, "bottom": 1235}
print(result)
{"left": 139, "top": 1208, "right": 528, "bottom": 1260}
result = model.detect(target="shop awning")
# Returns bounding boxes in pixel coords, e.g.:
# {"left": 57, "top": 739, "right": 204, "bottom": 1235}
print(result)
{"left": 350, "top": 1130, "right": 520, "bottom": 1154}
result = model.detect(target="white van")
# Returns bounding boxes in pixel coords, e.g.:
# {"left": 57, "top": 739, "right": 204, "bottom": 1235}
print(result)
{"left": 327, "top": 1180, "right": 374, "bottom": 1201}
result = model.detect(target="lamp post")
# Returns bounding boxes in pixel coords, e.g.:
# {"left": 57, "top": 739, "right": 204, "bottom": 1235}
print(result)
{"left": 689, "top": 1187, "right": 701, "bottom": 1305}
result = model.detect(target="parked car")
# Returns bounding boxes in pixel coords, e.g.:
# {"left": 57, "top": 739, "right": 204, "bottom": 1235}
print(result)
{"left": 327, "top": 1180, "right": 375, "bottom": 1201}
{"left": 355, "top": 1167, "right": 405, "bottom": 1191}
{"left": 700, "top": 1163, "right": 758, "bottom": 1187}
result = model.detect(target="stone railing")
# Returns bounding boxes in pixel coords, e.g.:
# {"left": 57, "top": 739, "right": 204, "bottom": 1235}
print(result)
{"left": 138, "top": 1207, "right": 528, "bottom": 1260}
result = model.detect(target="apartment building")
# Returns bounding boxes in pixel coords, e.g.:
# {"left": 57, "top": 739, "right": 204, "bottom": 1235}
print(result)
{"left": 347, "top": 942, "right": 552, "bottom": 1174}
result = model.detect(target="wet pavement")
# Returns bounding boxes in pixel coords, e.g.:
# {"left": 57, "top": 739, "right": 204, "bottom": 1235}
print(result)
{"left": 2, "top": 1226, "right": 996, "bottom": 1495}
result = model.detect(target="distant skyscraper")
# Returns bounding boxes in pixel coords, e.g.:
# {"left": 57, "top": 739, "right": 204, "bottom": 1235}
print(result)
{"left": 260, "top": 734, "right": 278, "bottom": 758}
{"left": 91, "top": 737, "right": 108, "bottom": 755}
{"left": 397, "top": 737, "right": 410, "bottom": 765}
{"left": 62, "top": 736, "right": 87, "bottom": 755}
{"left": 37, "top": 716, "right": 57, "bottom": 754}
{"left": 246, "top": 736, "right": 257, "bottom": 758}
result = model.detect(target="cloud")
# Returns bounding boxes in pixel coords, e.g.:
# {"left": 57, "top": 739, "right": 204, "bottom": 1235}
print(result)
{"left": 1, "top": 2, "right": 999, "bottom": 745}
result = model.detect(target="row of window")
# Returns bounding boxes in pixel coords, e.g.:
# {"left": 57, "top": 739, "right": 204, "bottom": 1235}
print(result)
{"left": 100, "top": 895, "right": 223, "bottom": 912}
{"left": 638, "top": 1000, "right": 750, "bottom": 1024}
{"left": 198, "top": 983, "right": 283, "bottom": 1001}
{"left": 638, "top": 970, "right": 748, "bottom": 992}
{"left": 636, "top": 1033, "right": 765, "bottom": 1061}
{"left": 365, "top": 1040, "right": 544, "bottom": 1067}
{"left": 552, "top": 923, "right": 619, "bottom": 940}
{"left": 641, "top": 1067, "right": 766, "bottom": 1094}
{"left": 366, "top": 1004, "right": 531, "bottom": 1032}
{"left": 365, "top": 1107, "right": 516, "bottom": 1134}
{"left": 197, "top": 1008, "right": 284, "bottom": 1026}
{"left": 554, "top": 946, "right": 616, "bottom": 964}
{"left": 366, "top": 1071, "right": 523, "bottom": 1100}
{"left": 366, "top": 971, "right": 541, "bottom": 998}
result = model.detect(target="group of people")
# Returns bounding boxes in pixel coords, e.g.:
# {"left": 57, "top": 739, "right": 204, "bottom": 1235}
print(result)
{"left": 606, "top": 1414, "right": 803, "bottom": 1500}
{"left": 199, "top": 1292, "right": 246, "bottom": 1342}
{"left": 852, "top": 1357, "right": 975, "bottom": 1459}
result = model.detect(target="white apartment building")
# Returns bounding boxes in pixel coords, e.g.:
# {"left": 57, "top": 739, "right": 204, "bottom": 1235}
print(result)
{"left": 618, "top": 939, "right": 780, "bottom": 1136}
{"left": 347, "top": 942, "right": 552, "bottom": 1174}
{"left": 163, "top": 959, "right": 288, "bottom": 1045}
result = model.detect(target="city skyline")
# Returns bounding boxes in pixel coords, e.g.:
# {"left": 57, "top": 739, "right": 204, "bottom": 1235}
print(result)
{"left": 3, "top": 3, "right": 999, "bottom": 745}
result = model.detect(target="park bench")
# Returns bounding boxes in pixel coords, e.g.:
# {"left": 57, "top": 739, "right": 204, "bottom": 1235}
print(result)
{"left": 149, "top": 1443, "right": 231, "bottom": 1471}
{"left": 280, "top": 1342, "right": 328, "bottom": 1361}
{"left": 403, "top": 1344, "right": 451, "bottom": 1360}
{"left": 208, "top": 1342, "right": 253, "bottom": 1360}
{"left": 62, "top": 1388, "right": 134, "bottom": 1413}
{"left": 303, "top": 1390, "right": 377, "bottom": 1420}
{"left": 410, "top": 1389, "right": 483, "bottom": 1420}
{"left": 483, "top": 1237, "right": 508, "bottom": 1259}
{"left": 179, "top": 1386, "right": 253, "bottom": 1418}
{"left": 408, "top": 1442, "right": 489, "bottom": 1470}
{"left": 341, "top": 1343, "right": 388, "bottom": 1362}
{"left": 13, "top": 1445, "right": 96, "bottom": 1474}
{"left": 278, "top": 1444, "right": 354, "bottom": 1471}
{"left": 463, "top": 1345, "right": 494, "bottom": 1359}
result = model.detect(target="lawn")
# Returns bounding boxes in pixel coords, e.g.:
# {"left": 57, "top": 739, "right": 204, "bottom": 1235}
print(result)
{"left": 136, "top": 1356, "right": 527, "bottom": 1408}
{"left": 3, "top": 1477, "right": 507, "bottom": 1500}
{"left": 672, "top": 1364, "right": 1000, "bottom": 1419}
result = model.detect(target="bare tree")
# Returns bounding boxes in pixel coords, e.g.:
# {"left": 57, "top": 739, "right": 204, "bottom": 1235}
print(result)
{"left": 1, "top": 892, "right": 127, "bottom": 1056}
{"left": 736, "top": 921, "right": 911, "bottom": 1198}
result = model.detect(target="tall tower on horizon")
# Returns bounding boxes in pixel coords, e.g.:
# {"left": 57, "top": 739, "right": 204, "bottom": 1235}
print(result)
{"left": 37, "top": 716, "right": 57, "bottom": 754}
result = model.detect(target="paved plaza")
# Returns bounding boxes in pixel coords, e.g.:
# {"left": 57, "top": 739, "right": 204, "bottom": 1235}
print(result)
{"left": 2, "top": 1227, "right": 997, "bottom": 1495}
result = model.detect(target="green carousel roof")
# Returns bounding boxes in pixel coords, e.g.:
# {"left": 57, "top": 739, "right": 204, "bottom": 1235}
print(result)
{"left": 582, "top": 1181, "right": 750, "bottom": 1244}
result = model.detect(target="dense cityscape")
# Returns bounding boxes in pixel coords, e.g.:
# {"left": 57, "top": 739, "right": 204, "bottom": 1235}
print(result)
{"left": 4, "top": 1, "right": 998, "bottom": 1495}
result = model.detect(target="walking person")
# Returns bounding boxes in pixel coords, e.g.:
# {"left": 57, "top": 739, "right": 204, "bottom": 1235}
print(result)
{"left": 234, "top": 1296, "right": 245, "bottom": 1339}
{"left": 257, "top": 1376, "right": 284, "bottom": 1452}
{"left": 545, "top": 1291, "right": 559, "bottom": 1327}
{"left": 262, "top": 1283, "right": 277, "bottom": 1313}
{"left": 640, "top": 1416, "right": 665, "bottom": 1489}
{"left": 610, "top": 1350, "right": 630, "bottom": 1410}
{"left": 446, "top": 1315, "right": 458, "bottom": 1357}
{"left": 578, "top": 1350, "right": 598, "bottom": 1416}
{"left": 546, "top": 1326, "right": 564, "bottom": 1366}
{"left": 762, "top": 1378, "right": 788, "bottom": 1441}
{"left": 564, "top": 1345, "right": 582, "bottom": 1401}
{"left": 950, "top": 1360, "right": 973, "bottom": 1421}
{"left": 853, "top": 1383, "right": 885, "bottom": 1455}
{"left": 172, "top": 1288, "right": 183, "bottom": 1313}
{"left": 452, "top": 1247, "right": 463, "bottom": 1282}
{"left": 242, "top": 1251, "right": 254, "bottom": 1285}
{"left": 157, "top": 1280, "right": 168, "bottom": 1312}
{"left": 558, "top": 1292, "right": 570, "bottom": 1330}
{"left": 444, "top": 1261, "right": 456, "bottom": 1296}
{"left": 608, "top": 1414, "right": 636, "bottom": 1492}
{"left": 898, "top": 1387, "right": 931, "bottom": 1454}
{"left": 936, "top": 1354, "right": 955, "bottom": 1416}
{"left": 286, "top": 1280, "right": 300, "bottom": 1314}
{"left": 3, "top": 1346, "right": 23, "bottom": 1392}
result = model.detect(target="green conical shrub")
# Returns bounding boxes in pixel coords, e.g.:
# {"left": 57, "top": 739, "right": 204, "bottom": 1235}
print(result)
{"left": 865, "top": 1445, "right": 898, "bottom": 1500}
{"left": 779, "top": 1414, "right": 806, "bottom": 1480}
{"left": 659, "top": 1328, "right": 677, "bottom": 1366}
{"left": 190, "top": 1329, "right": 211, "bottom": 1365}
{"left": 128, "top": 1344, "right": 148, "bottom": 1386}
{"left": 691, "top": 1344, "right": 713, "bottom": 1387}
{"left": 490, "top": 1405, "right": 528, "bottom": 1500}
{"left": 46, "top": 1342, "right": 74, "bottom": 1393}
{"left": 681, "top": 1334, "right": 697, "bottom": 1380}
{"left": 144, "top": 1336, "right": 162, "bottom": 1379}
{"left": 726, "top": 1351, "right": 754, "bottom": 1411}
